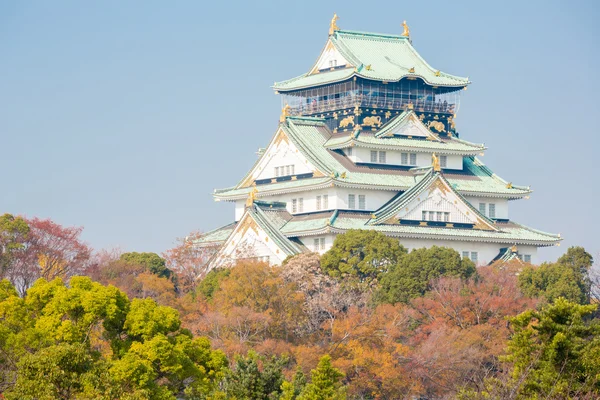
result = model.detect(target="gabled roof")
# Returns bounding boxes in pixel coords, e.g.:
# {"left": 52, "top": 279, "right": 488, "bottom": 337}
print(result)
{"left": 324, "top": 112, "right": 486, "bottom": 155}
{"left": 490, "top": 246, "right": 524, "bottom": 265}
{"left": 214, "top": 117, "right": 530, "bottom": 201}
{"left": 274, "top": 30, "right": 469, "bottom": 92}
{"left": 368, "top": 168, "right": 498, "bottom": 231}
{"left": 374, "top": 111, "right": 441, "bottom": 139}
{"left": 207, "top": 201, "right": 305, "bottom": 269}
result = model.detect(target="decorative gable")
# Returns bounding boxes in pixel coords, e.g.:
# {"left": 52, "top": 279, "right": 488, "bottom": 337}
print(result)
{"left": 239, "top": 127, "right": 325, "bottom": 187}
{"left": 374, "top": 172, "right": 497, "bottom": 231}
{"left": 209, "top": 211, "right": 289, "bottom": 269}
{"left": 377, "top": 112, "right": 440, "bottom": 140}
{"left": 309, "top": 40, "right": 352, "bottom": 74}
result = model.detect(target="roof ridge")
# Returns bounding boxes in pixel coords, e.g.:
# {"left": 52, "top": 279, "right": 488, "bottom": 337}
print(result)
{"left": 335, "top": 29, "right": 411, "bottom": 41}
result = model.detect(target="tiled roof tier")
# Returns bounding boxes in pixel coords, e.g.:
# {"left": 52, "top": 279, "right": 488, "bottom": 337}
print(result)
{"left": 214, "top": 116, "right": 529, "bottom": 201}
{"left": 207, "top": 209, "right": 560, "bottom": 249}
{"left": 368, "top": 168, "right": 498, "bottom": 229}
{"left": 194, "top": 222, "right": 237, "bottom": 246}
{"left": 274, "top": 30, "right": 469, "bottom": 92}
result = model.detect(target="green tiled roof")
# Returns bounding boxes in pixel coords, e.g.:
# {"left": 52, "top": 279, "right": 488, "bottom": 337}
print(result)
{"left": 214, "top": 116, "right": 530, "bottom": 200}
{"left": 274, "top": 30, "right": 469, "bottom": 91}
{"left": 369, "top": 168, "right": 498, "bottom": 230}
{"left": 251, "top": 204, "right": 303, "bottom": 256}
{"left": 324, "top": 113, "right": 485, "bottom": 155}
{"left": 194, "top": 222, "right": 237, "bottom": 246}
{"left": 327, "top": 214, "right": 560, "bottom": 246}
{"left": 214, "top": 177, "right": 332, "bottom": 199}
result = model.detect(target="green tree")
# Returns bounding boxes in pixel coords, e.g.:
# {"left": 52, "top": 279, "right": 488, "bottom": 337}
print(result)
{"left": 376, "top": 246, "right": 476, "bottom": 304}
{"left": 120, "top": 252, "right": 172, "bottom": 279}
{"left": 297, "top": 355, "right": 346, "bottom": 400}
{"left": 506, "top": 298, "right": 599, "bottom": 398}
{"left": 518, "top": 247, "right": 593, "bottom": 304}
{"left": 0, "top": 213, "right": 29, "bottom": 275}
{"left": 222, "top": 352, "right": 287, "bottom": 400}
{"left": 196, "top": 267, "right": 230, "bottom": 300}
{"left": 0, "top": 277, "right": 227, "bottom": 399}
{"left": 320, "top": 230, "right": 407, "bottom": 283}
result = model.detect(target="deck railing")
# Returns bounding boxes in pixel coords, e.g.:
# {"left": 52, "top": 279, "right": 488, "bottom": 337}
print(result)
{"left": 288, "top": 95, "right": 455, "bottom": 116}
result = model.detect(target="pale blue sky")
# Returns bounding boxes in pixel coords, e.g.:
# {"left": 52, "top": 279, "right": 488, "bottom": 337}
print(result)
{"left": 1, "top": 1, "right": 598, "bottom": 262}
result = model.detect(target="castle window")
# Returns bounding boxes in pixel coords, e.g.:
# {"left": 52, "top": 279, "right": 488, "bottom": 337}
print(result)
{"left": 479, "top": 203, "right": 486, "bottom": 215}
{"left": 410, "top": 153, "right": 417, "bottom": 165}
{"left": 298, "top": 198, "right": 304, "bottom": 212}
{"left": 401, "top": 153, "right": 408, "bottom": 165}
{"left": 440, "top": 155, "right": 447, "bottom": 168}
{"left": 462, "top": 251, "right": 470, "bottom": 259}
{"left": 429, "top": 211, "right": 435, "bottom": 220}
{"left": 347, "top": 147, "right": 353, "bottom": 156}
{"left": 444, "top": 212, "right": 450, "bottom": 222}
{"left": 422, "top": 210, "right": 427, "bottom": 220}
{"left": 323, "top": 195, "right": 329, "bottom": 209}
{"left": 313, "top": 239, "right": 320, "bottom": 251}
{"left": 275, "top": 167, "right": 280, "bottom": 177}
{"left": 316, "top": 196, "right": 321, "bottom": 210}
{"left": 489, "top": 203, "right": 496, "bottom": 218}
{"left": 359, "top": 195, "right": 366, "bottom": 210}
{"left": 320, "top": 237, "right": 326, "bottom": 250}
{"left": 292, "top": 199, "right": 297, "bottom": 213}
{"left": 379, "top": 151, "right": 386, "bottom": 163}
{"left": 371, "top": 151, "right": 378, "bottom": 163}
{"left": 286, "top": 165, "right": 291, "bottom": 175}
{"left": 291, "top": 165, "right": 295, "bottom": 175}
{"left": 524, "top": 254, "right": 531, "bottom": 263}
{"left": 348, "top": 194, "right": 356, "bottom": 209}
{"left": 470, "top": 252, "right": 478, "bottom": 263}
{"left": 436, "top": 212, "right": 442, "bottom": 221}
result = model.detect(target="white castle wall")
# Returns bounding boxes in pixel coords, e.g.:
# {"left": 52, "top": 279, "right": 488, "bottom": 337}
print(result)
{"left": 351, "top": 147, "right": 463, "bottom": 169}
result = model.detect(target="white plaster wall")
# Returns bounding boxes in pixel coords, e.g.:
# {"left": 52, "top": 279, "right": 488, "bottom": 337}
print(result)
{"left": 391, "top": 238, "right": 539, "bottom": 266}
{"left": 214, "top": 219, "right": 288, "bottom": 268}
{"left": 300, "top": 234, "right": 540, "bottom": 266}
{"left": 331, "top": 187, "right": 395, "bottom": 211}
{"left": 351, "top": 147, "right": 463, "bottom": 169}
{"left": 315, "top": 44, "right": 349, "bottom": 71}
{"left": 465, "top": 197, "right": 509, "bottom": 219}
{"left": 234, "top": 200, "right": 246, "bottom": 221}
{"left": 245, "top": 187, "right": 396, "bottom": 215}
{"left": 298, "top": 234, "right": 336, "bottom": 255}
{"left": 255, "top": 139, "right": 314, "bottom": 181}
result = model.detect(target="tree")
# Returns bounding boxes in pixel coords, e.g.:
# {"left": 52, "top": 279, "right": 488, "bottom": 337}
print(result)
{"left": 0, "top": 214, "right": 29, "bottom": 276}
{"left": 281, "top": 253, "right": 368, "bottom": 338}
{"left": 518, "top": 246, "right": 593, "bottom": 305}
{"left": 206, "top": 262, "right": 306, "bottom": 344}
{"left": 196, "top": 267, "right": 230, "bottom": 301}
{"left": 163, "top": 231, "right": 217, "bottom": 294}
{"left": 120, "top": 252, "right": 172, "bottom": 279}
{"left": 377, "top": 246, "right": 476, "bottom": 304}
{"left": 502, "top": 298, "right": 600, "bottom": 398}
{"left": 26, "top": 217, "right": 92, "bottom": 282}
{"left": 219, "top": 351, "right": 287, "bottom": 400}
{"left": 320, "top": 230, "right": 407, "bottom": 284}
{"left": 0, "top": 277, "right": 228, "bottom": 399}
{"left": 297, "top": 355, "right": 346, "bottom": 400}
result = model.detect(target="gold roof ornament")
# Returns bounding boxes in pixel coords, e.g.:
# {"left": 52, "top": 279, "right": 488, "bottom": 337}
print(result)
{"left": 401, "top": 20, "right": 410, "bottom": 37}
{"left": 245, "top": 187, "right": 258, "bottom": 207}
{"left": 435, "top": 70, "right": 441, "bottom": 77}
{"left": 432, "top": 153, "right": 441, "bottom": 172}
{"left": 279, "top": 104, "right": 291, "bottom": 123}
{"left": 511, "top": 244, "right": 518, "bottom": 253}
{"left": 365, "top": 64, "right": 372, "bottom": 71}
{"left": 408, "top": 67, "right": 415, "bottom": 73}
{"left": 329, "top": 13, "right": 340, "bottom": 36}
{"left": 506, "top": 182, "right": 513, "bottom": 189}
